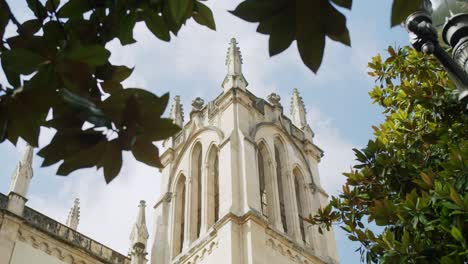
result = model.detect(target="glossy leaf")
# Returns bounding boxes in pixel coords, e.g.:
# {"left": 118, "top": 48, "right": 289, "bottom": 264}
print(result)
{"left": 193, "top": 1, "right": 216, "bottom": 30}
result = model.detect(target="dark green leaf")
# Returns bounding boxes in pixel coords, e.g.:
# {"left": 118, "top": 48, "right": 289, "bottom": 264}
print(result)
{"left": 331, "top": 0, "right": 352, "bottom": 9}
{"left": 230, "top": 0, "right": 285, "bottom": 23}
{"left": 296, "top": 22, "right": 325, "bottom": 73}
{"left": 131, "top": 138, "right": 163, "bottom": 167}
{"left": 98, "top": 139, "right": 122, "bottom": 183}
{"left": 19, "top": 19, "right": 42, "bottom": 35}
{"left": 65, "top": 45, "right": 110, "bottom": 66}
{"left": 100, "top": 80, "right": 123, "bottom": 93}
{"left": 45, "top": 0, "right": 60, "bottom": 12}
{"left": 26, "top": 0, "right": 47, "bottom": 20}
{"left": 58, "top": 0, "right": 91, "bottom": 18}
{"left": 391, "top": 0, "right": 423, "bottom": 27}
{"left": 256, "top": 16, "right": 273, "bottom": 35}
{"left": 169, "top": 0, "right": 191, "bottom": 24}
{"left": 117, "top": 13, "right": 137, "bottom": 45}
{"left": 112, "top": 65, "right": 134, "bottom": 82}
{"left": 193, "top": 1, "right": 216, "bottom": 30}
{"left": 269, "top": 10, "right": 295, "bottom": 56}
{"left": 144, "top": 11, "right": 171, "bottom": 42}
{"left": 1, "top": 48, "right": 47, "bottom": 74}
{"left": 325, "top": 3, "right": 351, "bottom": 46}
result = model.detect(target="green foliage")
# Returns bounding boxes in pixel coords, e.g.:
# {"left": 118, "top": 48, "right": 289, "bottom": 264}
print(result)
{"left": 0, "top": 0, "right": 429, "bottom": 183}
{"left": 306, "top": 47, "right": 468, "bottom": 263}
{"left": 0, "top": 0, "right": 218, "bottom": 182}
{"left": 230, "top": 0, "right": 421, "bottom": 73}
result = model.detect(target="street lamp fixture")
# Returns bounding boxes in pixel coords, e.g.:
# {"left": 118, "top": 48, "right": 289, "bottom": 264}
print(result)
{"left": 406, "top": 0, "right": 468, "bottom": 105}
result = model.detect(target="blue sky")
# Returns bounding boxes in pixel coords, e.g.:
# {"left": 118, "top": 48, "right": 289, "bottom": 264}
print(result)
{"left": 0, "top": 1, "right": 409, "bottom": 263}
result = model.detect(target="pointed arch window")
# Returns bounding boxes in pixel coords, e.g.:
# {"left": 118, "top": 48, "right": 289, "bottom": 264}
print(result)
{"left": 172, "top": 174, "right": 186, "bottom": 257}
{"left": 258, "top": 150, "right": 268, "bottom": 218}
{"left": 293, "top": 167, "right": 311, "bottom": 245}
{"left": 207, "top": 145, "right": 220, "bottom": 228}
{"left": 294, "top": 175, "right": 306, "bottom": 243}
{"left": 274, "top": 141, "right": 288, "bottom": 234}
{"left": 191, "top": 143, "right": 203, "bottom": 240}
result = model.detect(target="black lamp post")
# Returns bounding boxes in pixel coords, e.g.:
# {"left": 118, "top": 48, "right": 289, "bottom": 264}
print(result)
{"left": 405, "top": 0, "right": 468, "bottom": 105}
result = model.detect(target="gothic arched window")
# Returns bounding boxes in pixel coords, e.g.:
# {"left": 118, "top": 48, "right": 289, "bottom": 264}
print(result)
{"left": 172, "top": 174, "right": 186, "bottom": 257}
{"left": 274, "top": 138, "right": 289, "bottom": 234}
{"left": 257, "top": 141, "right": 277, "bottom": 226}
{"left": 191, "top": 143, "right": 203, "bottom": 241}
{"left": 293, "top": 169, "right": 307, "bottom": 243}
{"left": 206, "top": 145, "right": 220, "bottom": 228}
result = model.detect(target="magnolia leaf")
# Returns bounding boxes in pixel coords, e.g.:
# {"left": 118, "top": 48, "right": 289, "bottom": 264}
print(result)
{"left": 1, "top": 48, "right": 46, "bottom": 74}
{"left": 58, "top": 0, "right": 91, "bottom": 18}
{"left": 26, "top": 0, "right": 47, "bottom": 20}
{"left": 117, "top": 12, "right": 137, "bottom": 45}
{"left": 169, "top": 0, "right": 191, "bottom": 24}
{"left": 132, "top": 138, "right": 163, "bottom": 168}
{"left": 19, "top": 19, "right": 42, "bottom": 35}
{"left": 391, "top": 0, "right": 423, "bottom": 27}
{"left": 331, "top": 0, "right": 352, "bottom": 9}
{"left": 325, "top": 3, "right": 351, "bottom": 46}
{"left": 193, "top": 1, "right": 216, "bottom": 30}
{"left": 269, "top": 10, "right": 295, "bottom": 56}
{"left": 230, "top": 0, "right": 284, "bottom": 22}
{"left": 65, "top": 45, "right": 110, "bottom": 66}
{"left": 450, "top": 226, "right": 464, "bottom": 243}
{"left": 144, "top": 11, "right": 171, "bottom": 42}
{"left": 45, "top": 0, "right": 60, "bottom": 12}
{"left": 99, "top": 139, "right": 123, "bottom": 183}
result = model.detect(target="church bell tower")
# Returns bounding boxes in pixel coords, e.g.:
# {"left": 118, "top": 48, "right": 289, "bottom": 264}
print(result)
{"left": 150, "top": 38, "right": 338, "bottom": 264}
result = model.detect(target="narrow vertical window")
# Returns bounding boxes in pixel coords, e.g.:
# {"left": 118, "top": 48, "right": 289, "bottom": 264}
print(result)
{"left": 207, "top": 145, "right": 220, "bottom": 228}
{"left": 179, "top": 183, "right": 186, "bottom": 251}
{"left": 294, "top": 176, "right": 306, "bottom": 243}
{"left": 258, "top": 150, "right": 268, "bottom": 218}
{"left": 190, "top": 143, "right": 202, "bottom": 241}
{"left": 173, "top": 175, "right": 186, "bottom": 257}
{"left": 196, "top": 145, "right": 202, "bottom": 238}
{"left": 275, "top": 145, "right": 288, "bottom": 233}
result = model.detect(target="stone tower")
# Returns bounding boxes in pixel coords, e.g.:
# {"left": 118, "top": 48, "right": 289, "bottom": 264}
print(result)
{"left": 151, "top": 38, "right": 338, "bottom": 264}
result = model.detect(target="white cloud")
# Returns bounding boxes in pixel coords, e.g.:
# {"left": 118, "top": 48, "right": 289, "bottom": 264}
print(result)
{"left": 308, "top": 106, "right": 357, "bottom": 196}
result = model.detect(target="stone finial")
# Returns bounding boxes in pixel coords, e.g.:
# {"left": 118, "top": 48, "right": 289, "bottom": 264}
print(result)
{"left": 290, "top": 88, "right": 308, "bottom": 129}
{"left": 191, "top": 97, "right": 205, "bottom": 111}
{"left": 129, "top": 200, "right": 149, "bottom": 264}
{"left": 222, "top": 38, "right": 248, "bottom": 92}
{"left": 170, "top": 96, "right": 184, "bottom": 127}
{"left": 267, "top": 93, "right": 282, "bottom": 107}
{"left": 7, "top": 144, "right": 34, "bottom": 216}
{"left": 66, "top": 198, "right": 80, "bottom": 230}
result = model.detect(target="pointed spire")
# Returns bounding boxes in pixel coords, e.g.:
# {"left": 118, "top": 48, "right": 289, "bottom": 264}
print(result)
{"left": 129, "top": 200, "right": 149, "bottom": 264}
{"left": 9, "top": 144, "right": 34, "bottom": 197}
{"left": 66, "top": 198, "right": 80, "bottom": 230}
{"left": 170, "top": 95, "right": 184, "bottom": 127}
{"left": 290, "top": 88, "right": 308, "bottom": 129}
{"left": 222, "top": 38, "right": 248, "bottom": 92}
{"left": 7, "top": 144, "right": 34, "bottom": 216}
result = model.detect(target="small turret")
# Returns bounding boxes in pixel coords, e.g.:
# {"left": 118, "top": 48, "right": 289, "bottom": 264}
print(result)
{"left": 129, "top": 200, "right": 149, "bottom": 264}
{"left": 290, "top": 88, "right": 314, "bottom": 140}
{"left": 66, "top": 198, "right": 80, "bottom": 230}
{"left": 7, "top": 144, "right": 34, "bottom": 216}
{"left": 222, "top": 38, "right": 248, "bottom": 92}
{"left": 290, "top": 88, "right": 308, "bottom": 129}
{"left": 170, "top": 96, "right": 184, "bottom": 128}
